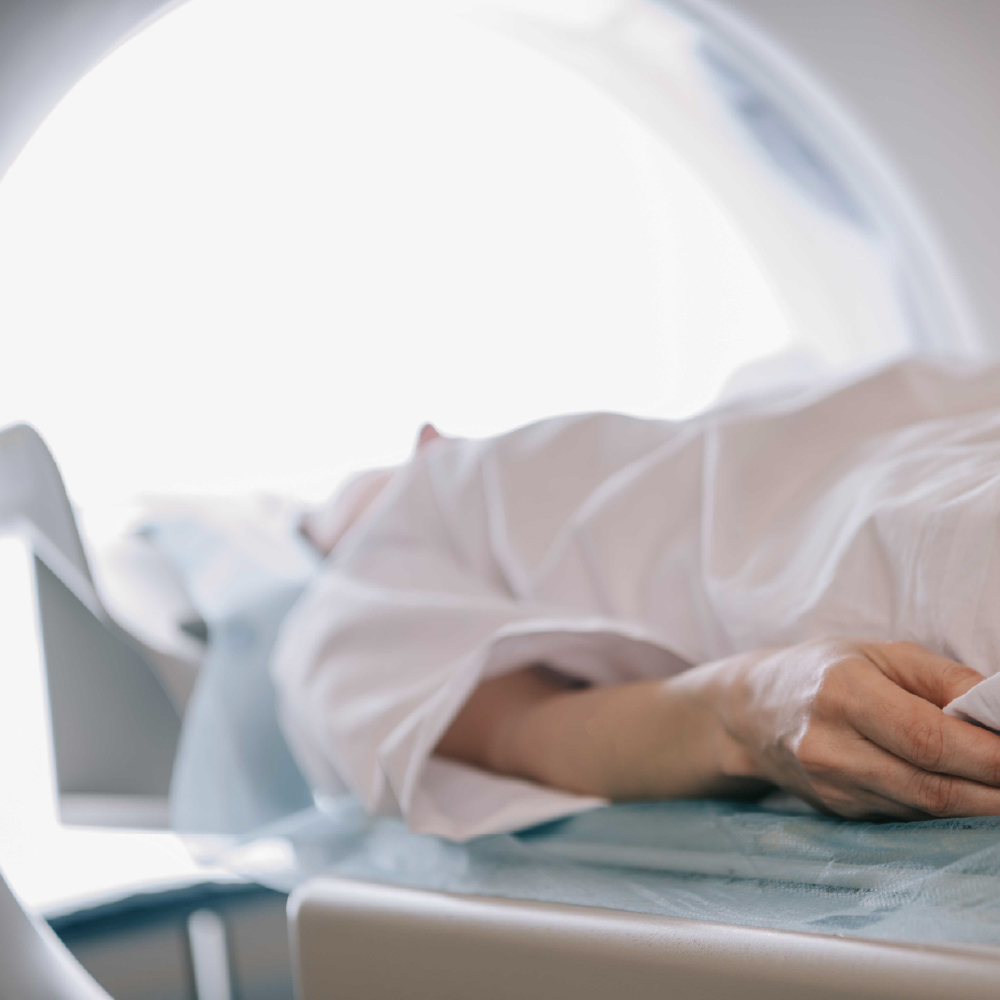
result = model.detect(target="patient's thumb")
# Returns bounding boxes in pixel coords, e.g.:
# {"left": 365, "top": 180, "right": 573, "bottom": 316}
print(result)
{"left": 931, "top": 657, "right": 986, "bottom": 708}
{"left": 880, "top": 642, "right": 984, "bottom": 707}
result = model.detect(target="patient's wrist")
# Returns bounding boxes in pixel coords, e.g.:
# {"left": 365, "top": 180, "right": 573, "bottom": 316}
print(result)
{"left": 439, "top": 661, "right": 775, "bottom": 804}
{"left": 645, "top": 667, "right": 769, "bottom": 799}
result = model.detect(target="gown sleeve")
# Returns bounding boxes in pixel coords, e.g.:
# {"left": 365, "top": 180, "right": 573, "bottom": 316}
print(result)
{"left": 270, "top": 417, "right": 687, "bottom": 841}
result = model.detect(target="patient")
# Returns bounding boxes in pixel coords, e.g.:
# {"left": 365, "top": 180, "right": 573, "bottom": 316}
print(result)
{"left": 274, "top": 359, "right": 1000, "bottom": 840}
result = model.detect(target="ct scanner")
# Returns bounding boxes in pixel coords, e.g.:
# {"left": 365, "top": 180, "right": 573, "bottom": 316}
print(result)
{"left": 2, "top": 0, "right": 1000, "bottom": 997}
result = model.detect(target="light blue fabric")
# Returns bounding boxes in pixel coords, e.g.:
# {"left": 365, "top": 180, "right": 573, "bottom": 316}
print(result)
{"left": 223, "top": 799, "right": 1000, "bottom": 946}
{"left": 146, "top": 506, "right": 1000, "bottom": 947}
{"left": 143, "top": 507, "right": 317, "bottom": 833}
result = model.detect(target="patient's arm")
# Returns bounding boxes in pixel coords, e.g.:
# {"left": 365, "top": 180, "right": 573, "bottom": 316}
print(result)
{"left": 438, "top": 640, "right": 1000, "bottom": 820}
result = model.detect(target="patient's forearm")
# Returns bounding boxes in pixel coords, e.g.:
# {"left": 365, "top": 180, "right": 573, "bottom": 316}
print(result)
{"left": 437, "top": 665, "right": 767, "bottom": 801}
{"left": 438, "top": 640, "right": 1000, "bottom": 822}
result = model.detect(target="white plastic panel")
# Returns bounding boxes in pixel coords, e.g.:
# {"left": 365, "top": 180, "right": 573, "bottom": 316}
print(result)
{"left": 290, "top": 878, "right": 1000, "bottom": 1000}
{"left": 464, "top": 0, "right": 981, "bottom": 366}
{"left": 693, "top": 0, "right": 1000, "bottom": 357}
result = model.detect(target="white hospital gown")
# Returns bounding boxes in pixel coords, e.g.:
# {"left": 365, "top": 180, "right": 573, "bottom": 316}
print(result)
{"left": 271, "top": 358, "right": 1000, "bottom": 840}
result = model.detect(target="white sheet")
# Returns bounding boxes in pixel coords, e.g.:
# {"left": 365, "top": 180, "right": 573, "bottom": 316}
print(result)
{"left": 272, "top": 358, "right": 1000, "bottom": 840}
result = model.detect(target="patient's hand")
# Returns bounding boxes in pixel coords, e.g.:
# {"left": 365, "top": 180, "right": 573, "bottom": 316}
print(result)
{"left": 438, "top": 639, "right": 1000, "bottom": 820}
{"left": 708, "top": 639, "right": 1000, "bottom": 819}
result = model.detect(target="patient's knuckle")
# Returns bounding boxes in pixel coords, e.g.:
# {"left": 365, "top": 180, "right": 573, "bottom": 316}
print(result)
{"left": 940, "top": 660, "right": 969, "bottom": 685}
{"left": 793, "top": 728, "right": 836, "bottom": 775}
{"left": 814, "top": 786, "right": 857, "bottom": 816}
{"left": 811, "top": 783, "right": 893, "bottom": 821}
{"left": 901, "top": 716, "right": 945, "bottom": 769}
{"left": 984, "top": 754, "right": 1000, "bottom": 789}
{"left": 834, "top": 802, "right": 878, "bottom": 821}
{"left": 912, "top": 771, "right": 961, "bottom": 816}
{"left": 813, "top": 659, "right": 856, "bottom": 714}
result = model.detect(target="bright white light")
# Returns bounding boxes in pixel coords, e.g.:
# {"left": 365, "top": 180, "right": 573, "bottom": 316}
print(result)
{"left": 0, "top": 0, "right": 792, "bottom": 909}
{"left": 0, "top": 0, "right": 791, "bottom": 510}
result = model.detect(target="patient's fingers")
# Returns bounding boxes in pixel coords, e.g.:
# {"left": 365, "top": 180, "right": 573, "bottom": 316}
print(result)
{"left": 847, "top": 668, "right": 1000, "bottom": 787}
{"left": 820, "top": 790, "right": 924, "bottom": 823}
{"left": 865, "top": 641, "right": 983, "bottom": 707}
{"left": 846, "top": 739, "right": 1000, "bottom": 818}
